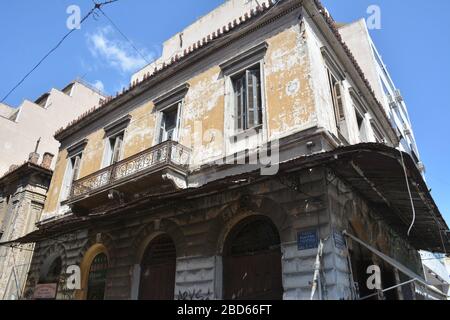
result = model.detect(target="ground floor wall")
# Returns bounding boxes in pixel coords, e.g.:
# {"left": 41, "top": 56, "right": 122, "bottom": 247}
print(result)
{"left": 23, "top": 168, "right": 424, "bottom": 300}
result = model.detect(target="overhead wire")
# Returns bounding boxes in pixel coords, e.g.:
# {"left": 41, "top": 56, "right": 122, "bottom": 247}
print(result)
{"left": 0, "top": 0, "right": 119, "bottom": 103}
{"left": 96, "top": 5, "right": 151, "bottom": 65}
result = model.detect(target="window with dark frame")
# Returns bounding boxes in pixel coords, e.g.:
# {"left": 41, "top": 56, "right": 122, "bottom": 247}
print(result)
{"left": 327, "top": 68, "right": 345, "bottom": 130}
{"left": 355, "top": 108, "right": 367, "bottom": 143}
{"left": 233, "top": 65, "right": 263, "bottom": 132}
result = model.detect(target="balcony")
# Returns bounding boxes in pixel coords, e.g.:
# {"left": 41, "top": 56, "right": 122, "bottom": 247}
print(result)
{"left": 66, "top": 140, "right": 191, "bottom": 215}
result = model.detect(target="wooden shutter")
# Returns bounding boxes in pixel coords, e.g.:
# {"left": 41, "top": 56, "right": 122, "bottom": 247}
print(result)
{"left": 235, "top": 76, "right": 246, "bottom": 131}
{"left": 72, "top": 155, "right": 82, "bottom": 181}
{"left": 174, "top": 102, "right": 182, "bottom": 142}
{"left": 247, "top": 68, "right": 262, "bottom": 128}
{"left": 334, "top": 82, "right": 345, "bottom": 121}
{"left": 112, "top": 135, "right": 123, "bottom": 164}
{"left": 159, "top": 114, "right": 166, "bottom": 144}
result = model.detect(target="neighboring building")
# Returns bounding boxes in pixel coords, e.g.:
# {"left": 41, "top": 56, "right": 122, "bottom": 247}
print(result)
{"left": 339, "top": 19, "right": 424, "bottom": 173}
{"left": 4, "top": 0, "right": 448, "bottom": 300}
{"left": 339, "top": 19, "right": 450, "bottom": 299}
{"left": 0, "top": 80, "right": 106, "bottom": 299}
{"left": 419, "top": 251, "right": 450, "bottom": 300}
{"left": 0, "top": 80, "right": 106, "bottom": 176}
{"left": 0, "top": 155, "right": 53, "bottom": 300}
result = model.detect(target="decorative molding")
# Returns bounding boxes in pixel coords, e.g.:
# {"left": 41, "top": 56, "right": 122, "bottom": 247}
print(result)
{"left": 104, "top": 115, "right": 131, "bottom": 137}
{"left": 153, "top": 83, "right": 190, "bottom": 111}
{"left": 67, "top": 139, "right": 88, "bottom": 158}
{"left": 162, "top": 170, "right": 188, "bottom": 190}
{"left": 321, "top": 46, "right": 346, "bottom": 81}
{"left": 220, "top": 42, "right": 268, "bottom": 75}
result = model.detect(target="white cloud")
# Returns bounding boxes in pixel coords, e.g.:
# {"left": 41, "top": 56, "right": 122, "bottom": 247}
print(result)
{"left": 92, "top": 80, "right": 105, "bottom": 92}
{"left": 87, "top": 27, "right": 152, "bottom": 73}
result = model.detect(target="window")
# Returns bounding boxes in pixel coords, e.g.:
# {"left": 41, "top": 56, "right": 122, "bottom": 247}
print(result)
{"left": 62, "top": 83, "right": 75, "bottom": 97}
{"left": 102, "top": 116, "right": 131, "bottom": 168}
{"left": 354, "top": 108, "right": 368, "bottom": 143}
{"left": 158, "top": 104, "right": 181, "bottom": 143}
{"left": 104, "top": 133, "right": 124, "bottom": 166}
{"left": 233, "top": 66, "right": 263, "bottom": 132}
{"left": 61, "top": 154, "right": 82, "bottom": 202}
{"left": 327, "top": 68, "right": 345, "bottom": 130}
{"left": 153, "top": 84, "right": 188, "bottom": 145}
{"left": 371, "top": 123, "right": 384, "bottom": 143}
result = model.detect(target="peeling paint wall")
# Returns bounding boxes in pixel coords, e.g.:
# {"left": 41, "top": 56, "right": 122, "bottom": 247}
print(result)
{"left": 41, "top": 149, "right": 68, "bottom": 221}
{"left": 0, "top": 173, "right": 49, "bottom": 299}
{"left": 265, "top": 24, "right": 317, "bottom": 140}
{"left": 122, "top": 101, "right": 157, "bottom": 159}
{"left": 44, "top": 7, "right": 323, "bottom": 218}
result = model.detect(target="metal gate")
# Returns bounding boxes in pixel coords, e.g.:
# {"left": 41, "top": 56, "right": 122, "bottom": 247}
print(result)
{"left": 223, "top": 218, "right": 283, "bottom": 300}
{"left": 86, "top": 253, "right": 108, "bottom": 300}
{"left": 139, "top": 234, "right": 176, "bottom": 300}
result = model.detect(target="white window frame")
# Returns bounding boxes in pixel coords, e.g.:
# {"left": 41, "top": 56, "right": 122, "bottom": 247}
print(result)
{"left": 152, "top": 83, "right": 189, "bottom": 146}
{"left": 156, "top": 101, "right": 183, "bottom": 144}
{"left": 102, "top": 131, "right": 125, "bottom": 168}
{"left": 101, "top": 115, "right": 131, "bottom": 168}
{"left": 221, "top": 42, "right": 269, "bottom": 156}
{"left": 60, "top": 152, "right": 83, "bottom": 204}
{"left": 322, "top": 46, "right": 348, "bottom": 139}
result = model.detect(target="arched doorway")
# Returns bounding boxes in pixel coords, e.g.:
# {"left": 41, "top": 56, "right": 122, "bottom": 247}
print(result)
{"left": 86, "top": 253, "right": 108, "bottom": 300}
{"left": 223, "top": 216, "right": 283, "bottom": 300}
{"left": 40, "top": 256, "right": 62, "bottom": 284}
{"left": 139, "top": 234, "right": 176, "bottom": 300}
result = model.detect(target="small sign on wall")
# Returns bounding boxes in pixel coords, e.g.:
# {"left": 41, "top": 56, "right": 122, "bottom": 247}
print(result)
{"left": 33, "top": 283, "right": 58, "bottom": 300}
{"left": 297, "top": 229, "right": 319, "bottom": 251}
{"left": 333, "top": 229, "right": 346, "bottom": 250}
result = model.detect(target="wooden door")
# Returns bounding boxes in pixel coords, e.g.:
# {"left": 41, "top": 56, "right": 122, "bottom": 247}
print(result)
{"left": 139, "top": 235, "right": 176, "bottom": 300}
{"left": 223, "top": 218, "right": 283, "bottom": 300}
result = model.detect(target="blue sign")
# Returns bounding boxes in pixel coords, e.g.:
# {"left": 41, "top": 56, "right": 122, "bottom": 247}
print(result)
{"left": 333, "top": 230, "right": 346, "bottom": 250}
{"left": 297, "top": 229, "right": 319, "bottom": 251}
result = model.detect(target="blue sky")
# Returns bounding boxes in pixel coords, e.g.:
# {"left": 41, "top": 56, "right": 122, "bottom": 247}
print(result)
{"left": 1, "top": 1, "right": 449, "bottom": 223}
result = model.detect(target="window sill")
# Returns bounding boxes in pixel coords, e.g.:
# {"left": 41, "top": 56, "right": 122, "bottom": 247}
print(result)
{"left": 229, "top": 125, "right": 263, "bottom": 142}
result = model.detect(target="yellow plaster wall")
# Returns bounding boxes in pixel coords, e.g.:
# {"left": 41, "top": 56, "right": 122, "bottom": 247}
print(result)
{"left": 78, "top": 130, "right": 106, "bottom": 179}
{"left": 182, "top": 66, "right": 225, "bottom": 163}
{"left": 265, "top": 25, "right": 316, "bottom": 139}
{"left": 42, "top": 149, "right": 68, "bottom": 215}
{"left": 43, "top": 23, "right": 318, "bottom": 217}
{"left": 122, "top": 101, "right": 157, "bottom": 159}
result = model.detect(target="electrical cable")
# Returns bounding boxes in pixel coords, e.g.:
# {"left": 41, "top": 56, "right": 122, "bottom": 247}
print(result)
{"left": 399, "top": 148, "right": 416, "bottom": 237}
{"left": 96, "top": 6, "right": 151, "bottom": 65}
{"left": 1, "top": 0, "right": 118, "bottom": 104}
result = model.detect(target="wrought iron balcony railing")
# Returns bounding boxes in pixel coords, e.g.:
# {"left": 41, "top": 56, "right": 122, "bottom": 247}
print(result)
{"left": 70, "top": 140, "right": 190, "bottom": 199}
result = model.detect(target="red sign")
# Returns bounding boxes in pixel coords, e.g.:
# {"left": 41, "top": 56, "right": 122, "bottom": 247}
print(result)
{"left": 33, "top": 283, "right": 58, "bottom": 300}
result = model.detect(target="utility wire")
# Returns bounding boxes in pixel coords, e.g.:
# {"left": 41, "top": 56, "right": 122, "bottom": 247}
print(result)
{"left": 96, "top": 6, "right": 151, "bottom": 65}
{"left": 1, "top": 0, "right": 119, "bottom": 104}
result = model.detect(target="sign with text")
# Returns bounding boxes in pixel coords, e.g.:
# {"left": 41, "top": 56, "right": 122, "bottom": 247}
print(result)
{"left": 33, "top": 283, "right": 58, "bottom": 300}
{"left": 297, "top": 229, "right": 319, "bottom": 251}
{"left": 333, "top": 230, "right": 346, "bottom": 250}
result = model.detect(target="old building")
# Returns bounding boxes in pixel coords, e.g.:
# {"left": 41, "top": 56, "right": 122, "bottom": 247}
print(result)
{"left": 0, "top": 80, "right": 106, "bottom": 299}
{"left": 0, "top": 80, "right": 105, "bottom": 176}
{"left": 4, "top": 0, "right": 448, "bottom": 300}
{"left": 0, "top": 155, "right": 53, "bottom": 300}
{"left": 339, "top": 19, "right": 424, "bottom": 173}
